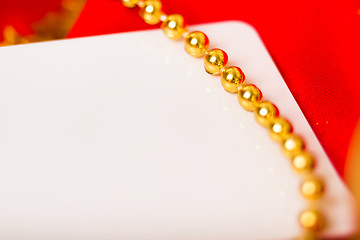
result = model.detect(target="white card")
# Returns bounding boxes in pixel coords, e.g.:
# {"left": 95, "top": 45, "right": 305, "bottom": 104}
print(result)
{"left": 0, "top": 21, "right": 357, "bottom": 240}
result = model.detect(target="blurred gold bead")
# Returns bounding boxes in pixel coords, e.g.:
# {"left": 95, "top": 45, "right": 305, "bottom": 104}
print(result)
{"left": 296, "top": 237, "right": 316, "bottom": 240}
{"left": 139, "top": 0, "right": 162, "bottom": 25}
{"left": 269, "top": 117, "right": 292, "bottom": 142}
{"left": 184, "top": 31, "right": 209, "bottom": 57}
{"left": 121, "top": 0, "right": 138, "bottom": 8}
{"left": 161, "top": 14, "right": 187, "bottom": 40}
{"left": 220, "top": 66, "right": 245, "bottom": 93}
{"left": 301, "top": 178, "right": 324, "bottom": 200}
{"left": 296, "top": 233, "right": 318, "bottom": 240}
{"left": 254, "top": 101, "right": 279, "bottom": 127}
{"left": 292, "top": 152, "right": 315, "bottom": 173}
{"left": 282, "top": 134, "right": 305, "bottom": 158}
{"left": 238, "top": 84, "right": 262, "bottom": 111}
{"left": 204, "top": 49, "right": 228, "bottom": 75}
{"left": 299, "top": 210, "right": 323, "bottom": 231}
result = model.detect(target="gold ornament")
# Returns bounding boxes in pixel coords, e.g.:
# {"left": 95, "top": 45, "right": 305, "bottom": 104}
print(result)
{"left": 220, "top": 66, "right": 245, "bottom": 93}
{"left": 292, "top": 152, "right": 315, "bottom": 173}
{"left": 184, "top": 31, "right": 209, "bottom": 57}
{"left": 0, "top": 0, "right": 86, "bottom": 46}
{"left": 121, "top": 0, "right": 138, "bottom": 8}
{"left": 296, "top": 233, "right": 318, "bottom": 240}
{"left": 119, "top": 2, "right": 329, "bottom": 238}
{"left": 204, "top": 49, "right": 228, "bottom": 75}
{"left": 299, "top": 210, "right": 323, "bottom": 230}
{"left": 301, "top": 178, "right": 324, "bottom": 200}
{"left": 269, "top": 117, "right": 292, "bottom": 142}
{"left": 282, "top": 134, "right": 304, "bottom": 158}
{"left": 238, "top": 84, "right": 262, "bottom": 111}
{"left": 140, "top": 0, "right": 162, "bottom": 25}
{"left": 161, "top": 14, "right": 187, "bottom": 40}
{"left": 254, "top": 101, "right": 279, "bottom": 127}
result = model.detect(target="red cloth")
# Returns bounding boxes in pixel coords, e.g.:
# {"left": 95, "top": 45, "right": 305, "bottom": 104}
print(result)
{"left": 0, "top": 0, "right": 62, "bottom": 40}
{"left": 68, "top": 0, "right": 360, "bottom": 176}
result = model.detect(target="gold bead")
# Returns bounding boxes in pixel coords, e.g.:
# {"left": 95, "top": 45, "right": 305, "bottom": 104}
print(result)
{"left": 184, "top": 31, "right": 209, "bottom": 57}
{"left": 238, "top": 84, "right": 262, "bottom": 111}
{"left": 301, "top": 178, "right": 324, "bottom": 200}
{"left": 204, "top": 49, "right": 228, "bottom": 75}
{"left": 161, "top": 14, "right": 187, "bottom": 40}
{"left": 121, "top": 0, "right": 138, "bottom": 8}
{"left": 296, "top": 233, "right": 318, "bottom": 240}
{"left": 220, "top": 66, "right": 245, "bottom": 93}
{"left": 282, "top": 134, "right": 305, "bottom": 158}
{"left": 139, "top": 0, "right": 162, "bottom": 25}
{"left": 299, "top": 210, "right": 323, "bottom": 231}
{"left": 292, "top": 152, "right": 315, "bottom": 173}
{"left": 254, "top": 101, "right": 279, "bottom": 127}
{"left": 269, "top": 117, "right": 292, "bottom": 142}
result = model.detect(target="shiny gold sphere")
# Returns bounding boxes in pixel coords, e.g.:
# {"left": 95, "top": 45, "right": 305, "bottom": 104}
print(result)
{"left": 299, "top": 210, "right": 323, "bottom": 231}
{"left": 254, "top": 101, "right": 279, "bottom": 127}
{"left": 204, "top": 48, "right": 228, "bottom": 75}
{"left": 161, "top": 14, "right": 187, "bottom": 40}
{"left": 282, "top": 134, "right": 305, "bottom": 158}
{"left": 140, "top": 0, "right": 162, "bottom": 25}
{"left": 238, "top": 84, "right": 262, "bottom": 111}
{"left": 269, "top": 117, "right": 292, "bottom": 142}
{"left": 301, "top": 178, "right": 324, "bottom": 200}
{"left": 220, "top": 66, "right": 245, "bottom": 93}
{"left": 292, "top": 152, "right": 315, "bottom": 173}
{"left": 184, "top": 31, "right": 209, "bottom": 57}
{"left": 121, "top": 0, "right": 138, "bottom": 8}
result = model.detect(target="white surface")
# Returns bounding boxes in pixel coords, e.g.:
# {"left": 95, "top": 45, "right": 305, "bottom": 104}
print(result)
{"left": 0, "top": 21, "right": 357, "bottom": 240}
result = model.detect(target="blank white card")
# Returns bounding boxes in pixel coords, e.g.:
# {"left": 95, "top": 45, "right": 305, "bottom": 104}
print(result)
{"left": 0, "top": 21, "right": 357, "bottom": 240}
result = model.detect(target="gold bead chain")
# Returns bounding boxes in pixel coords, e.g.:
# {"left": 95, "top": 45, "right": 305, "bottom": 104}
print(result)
{"left": 121, "top": 0, "right": 325, "bottom": 239}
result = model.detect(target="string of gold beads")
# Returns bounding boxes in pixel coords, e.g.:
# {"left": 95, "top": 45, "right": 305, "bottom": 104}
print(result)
{"left": 120, "top": 0, "right": 325, "bottom": 239}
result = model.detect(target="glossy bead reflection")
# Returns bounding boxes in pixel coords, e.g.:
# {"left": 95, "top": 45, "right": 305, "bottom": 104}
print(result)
{"left": 301, "top": 178, "right": 324, "bottom": 200}
{"left": 204, "top": 49, "right": 228, "bottom": 75}
{"left": 269, "top": 117, "right": 292, "bottom": 142}
{"left": 254, "top": 101, "right": 279, "bottom": 127}
{"left": 161, "top": 14, "right": 187, "bottom": 40}
{"left": 299, "top": 210, "right": 323, "bottom": 230}
{"left": 121, "top": 0, "right": 138, "bottom": 8}
{"left": 292, "top": 152, "right": 315, "bottom": 173}
{"left": 238, "top": 84, "right": 262, "bottom": 111}
{"left": 140, "top": 0, "right": 162, "bottom": 25}
{"left": 184, "top": 31, "right": 209, "bottom": 57}
{"left": 220, "top": 66, "right": 245, "bottom": 93}
{"left": 282, "top": 134, "right": 304, "bottom": 158}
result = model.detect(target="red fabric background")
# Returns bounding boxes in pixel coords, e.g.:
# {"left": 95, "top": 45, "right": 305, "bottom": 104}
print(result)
{"left": 0, "top": 0, "right": 62, "bottom": 40}
{"left": 68, "top": 0, "right": 360, "bottom": 176}
{"left": 1, "top": 0, "right": 360, "bottom": 176}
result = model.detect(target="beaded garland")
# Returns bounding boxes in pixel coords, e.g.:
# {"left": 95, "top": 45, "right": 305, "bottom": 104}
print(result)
{"left": 121, "top": 0, "right": 325, "bottom": 239}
